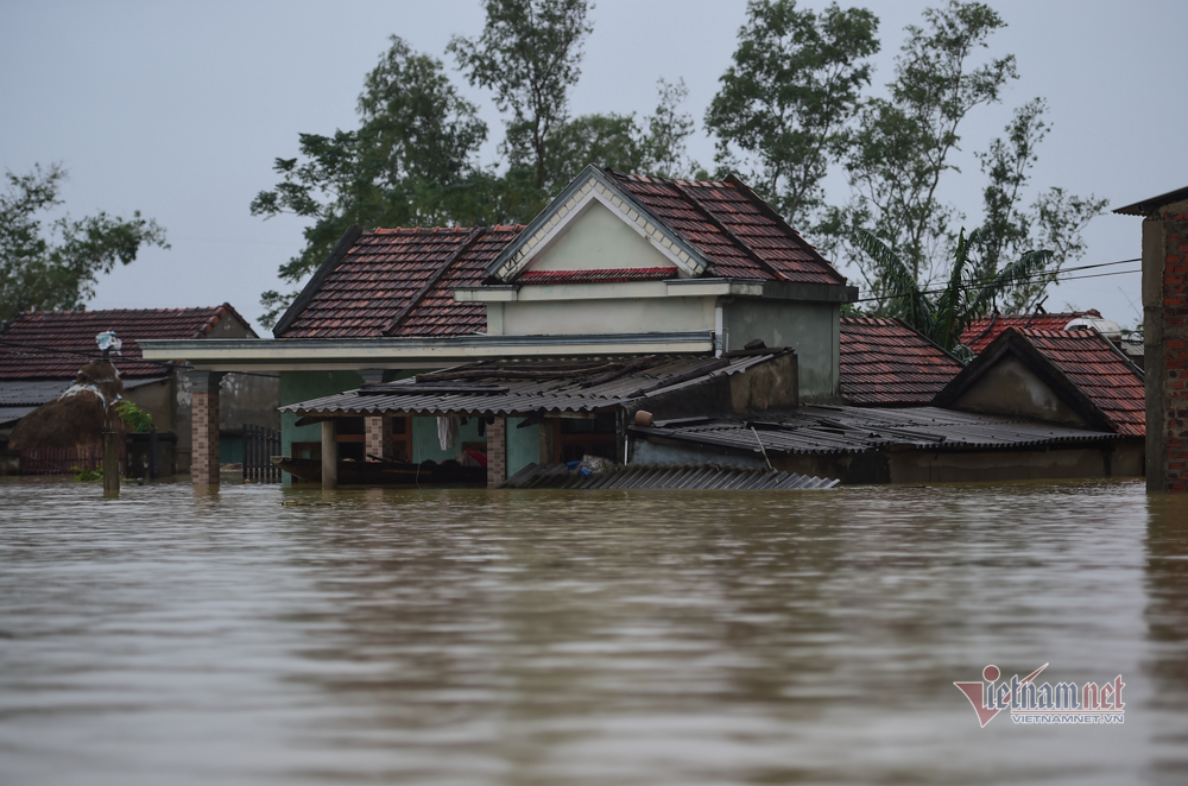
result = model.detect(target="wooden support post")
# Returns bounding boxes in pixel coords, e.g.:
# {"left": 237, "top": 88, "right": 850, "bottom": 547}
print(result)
{"left": 103, "top": 431, "right": 120, "bottom": 497}
{"left": 321, "top": 419, "right": 338, "bottom": 490}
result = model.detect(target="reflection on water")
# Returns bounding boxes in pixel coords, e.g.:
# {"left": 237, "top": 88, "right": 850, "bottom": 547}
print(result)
{"left": 1, "top": 477, "right": 1186, "bottom": 785}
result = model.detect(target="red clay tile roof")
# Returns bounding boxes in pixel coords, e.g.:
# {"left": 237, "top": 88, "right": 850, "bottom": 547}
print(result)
{"left": 839, "top": 317, "right": 965, "bottom": 406}
{"left": 278, "top": 226, "right": 524, "bottom": 339}
{"left": 0, "top": 305, "right": 253, "bottom": 380}
{"left": 1015, "top": 328, "right": 1145, "bottom": 437}
{"left": 961, "top": 310, "right": 1101, "bottom": 354}
{"left": 607, "top": 171, "right": 846, "bottom": 285}
{"left": 518, "top": 267, "right": 676, "bottom": 285}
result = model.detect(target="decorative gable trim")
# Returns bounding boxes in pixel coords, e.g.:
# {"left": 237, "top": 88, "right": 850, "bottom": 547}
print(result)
{"left": 486, "top": 166, "right": 710, "bottom": 283}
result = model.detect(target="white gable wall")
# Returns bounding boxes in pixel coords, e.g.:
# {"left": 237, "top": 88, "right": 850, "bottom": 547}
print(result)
{"left": 526, "top": 200, "right": 679, "bottom": 273}
{"left": 495, "top": 296, "right": 716, "bottom": 338}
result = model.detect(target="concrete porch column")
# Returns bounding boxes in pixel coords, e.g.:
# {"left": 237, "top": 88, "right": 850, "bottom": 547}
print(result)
{"left": 487, "top": 417, "right": 506, "bottom": 488}
{"left": 188, "top": 370, "right": 224, "bottom": 486}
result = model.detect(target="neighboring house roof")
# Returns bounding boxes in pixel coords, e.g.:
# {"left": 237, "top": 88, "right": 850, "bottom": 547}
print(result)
{"left": 609, "top": 170, "right": 845, "bottom": 285}
{"left": 960, "top": 310, "right": 1102, "bottom": 355}
{"left": 935, "top": 328, "right": 1145, "bottom": 437}
{"left": 839, "top": 317, "right": 964, "bottom": 406}
{"left": 1114, "top": 185, "right": 1188, "bottom": 216}
{"left": 274, "top": 225, "right": 524, "bottom": 339}
{"left": 0, "top": 305, "right": 254, "bottom": 380}
{"left": 281, "top": 351, "right": 792, "bottom": 417}
{"left": 631, "top": 406, "right": 1121, "bottom": 457}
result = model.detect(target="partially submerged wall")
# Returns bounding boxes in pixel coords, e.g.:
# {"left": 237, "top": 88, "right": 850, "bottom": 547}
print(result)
{"left": 1143, "top": 197, "right": 1188, "bottom": 493}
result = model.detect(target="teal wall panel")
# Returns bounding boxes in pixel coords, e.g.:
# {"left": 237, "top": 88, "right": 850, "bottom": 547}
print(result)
{"left": 506, "top": 417, "right": 539, "bottom": 477}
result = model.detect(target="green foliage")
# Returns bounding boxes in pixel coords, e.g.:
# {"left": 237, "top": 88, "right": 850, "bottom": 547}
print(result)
{"left": 836, "top": 0, "right": 1017, "bottom": 299}
{"left": 116, "top": 399, "right": 153, "bottom": 433}
{"left": 975, "top": 98, "right": 1107, "bottom": 312}
{"left": 72, "top": 464, "right": 103, "bottom": 482}
{"left": 856, "top": 227, "right": 1052, "bottom": 353}
{"left": 256, "top": 6, "right": 696, "bottom": 329}
{"left": 706, "top": 0, "right": 880, "bottom": 229}
{"left": 449, "top": 0, "right": 593, "bottom": 192}
{"left": 0, "top": 163, "right": 169, "bottom": 323}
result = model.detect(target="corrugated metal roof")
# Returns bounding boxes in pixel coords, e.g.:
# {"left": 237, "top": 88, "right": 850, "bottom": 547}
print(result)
{"left": 632, "top": 405, "right": 1120, "bottom": 457}
{"left": 281, "top": 352, "right": 788, "bottom": 417}
{"left": 502, "top": 462, "right": 838, "bottom": 490}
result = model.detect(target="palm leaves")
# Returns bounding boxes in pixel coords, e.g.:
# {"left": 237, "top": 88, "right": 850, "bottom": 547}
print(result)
{"left": 856, "top": 228, "right": 1054, "bottom": 354}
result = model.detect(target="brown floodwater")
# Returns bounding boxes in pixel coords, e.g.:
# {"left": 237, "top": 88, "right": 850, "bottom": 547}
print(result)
{"left": 1, "top": 476, "right": 1186, "bottom": 785}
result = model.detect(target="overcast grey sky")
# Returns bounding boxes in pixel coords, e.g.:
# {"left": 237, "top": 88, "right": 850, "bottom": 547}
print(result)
{"left": 1, "top": 0, "right": 1182, "bottom": 333}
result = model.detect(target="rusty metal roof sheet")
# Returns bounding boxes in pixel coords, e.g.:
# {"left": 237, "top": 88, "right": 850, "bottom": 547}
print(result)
{"left": 502, "top": 462, "right": 838, "bottom": 490}
{"left": 281, "top": 351, "right": 788, "bottom": 417}
{"left": 632, "top": 405, "right": 1120, "bottom": 457}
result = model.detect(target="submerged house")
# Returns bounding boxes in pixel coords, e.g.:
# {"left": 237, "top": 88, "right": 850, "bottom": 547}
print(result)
{"left": 631, "top": 321, "right": 1140, "bottom": 484}
{"left": 144, "top": 167, "right": 854, "bottom": 486}
{"left": 0, "top": 305, "right": 278, "bottom": 474}
{"left": 145, "top": 166, "right": 1147, "bottom": 488}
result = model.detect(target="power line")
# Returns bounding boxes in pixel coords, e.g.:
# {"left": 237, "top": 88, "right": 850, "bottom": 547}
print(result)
{"left": 852, "top": 257, "right": 1142, "bottom": 305}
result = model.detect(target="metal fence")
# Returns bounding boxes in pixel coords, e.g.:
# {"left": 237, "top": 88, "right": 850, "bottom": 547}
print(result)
{"left": 20, "top": 445, "right": 125, "bottom": 476}
{"left": 243, "top": 423, "right": 281, "bottom": 483}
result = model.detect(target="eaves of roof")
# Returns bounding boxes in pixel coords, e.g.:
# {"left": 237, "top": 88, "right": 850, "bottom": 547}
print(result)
{"left": 140, "top": 331, "right": 717, "bottom": 371}
{"left": 1114, "top": 185, "right": 1188, "bottom": 216}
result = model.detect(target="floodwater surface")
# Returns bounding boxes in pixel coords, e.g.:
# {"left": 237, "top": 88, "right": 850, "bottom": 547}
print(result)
{"left": 1, "top": 477, "right": 1186, "bottom": 785}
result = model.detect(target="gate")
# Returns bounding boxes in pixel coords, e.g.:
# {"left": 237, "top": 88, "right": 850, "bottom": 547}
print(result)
{"left": 242, "top": 423, "right": 281, "bottom": 483}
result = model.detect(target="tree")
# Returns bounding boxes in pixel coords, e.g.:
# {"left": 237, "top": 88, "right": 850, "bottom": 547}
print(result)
{"left": 973, "top": 98, "right": 1107, "bottom": 312}
{"left": 547, "top": 79, "right": 699, "bottom": 187}
{"left": 855, "top": 227, "right": 1052, "bottom": 354}
{"left": 0, "top": 163, "right": 168, "bottom": 324}
{"left": 449, "top": 0, "right": 593, "bottom": 193}
{"left": 835, "top": 0, "right": 1017, "bottom": 308}
{"left": 706, "top": 0, "right": 879, "bottom": 229}
{"left": 252, "top": 36, "right": 494, "bottom": 328}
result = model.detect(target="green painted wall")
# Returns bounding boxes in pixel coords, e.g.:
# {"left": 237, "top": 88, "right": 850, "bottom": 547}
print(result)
{"left": 507, "top": 417, "right": 540, "bottom": 477}
{"left": 279, "top": 370, "right": 364, "bottom": 486}
{"left": 411, "top": 416, "right": 484, "bottom": 463}
{"left": 220, "top": 435, "right": 244, "bottom": 464}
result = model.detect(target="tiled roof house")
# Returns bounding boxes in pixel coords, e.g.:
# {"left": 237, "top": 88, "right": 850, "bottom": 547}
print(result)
{"left": 839, "top": 318, "right": 964, "bottom": 406}
{"left": 0, "top": 304, "right": 255, "bottom": 379}
{"left": 936, "top": 327, "right": 1145, "bottom": 437}
{"left": 0, "top": 305, "right": 270, "bottom": 473}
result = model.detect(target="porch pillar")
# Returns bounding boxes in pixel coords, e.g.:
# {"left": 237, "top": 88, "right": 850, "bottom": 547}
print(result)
{"left": 321, "top": 419, "right": 338, "bottom": 490}
{"left": 487, "top": 417, "right": 506, "bottom": 488}
{"left": 188, "top": 370, "right": 224, "bottom": 486}
{"left": 364, "top": 416, "right": 392, "bottom": 461}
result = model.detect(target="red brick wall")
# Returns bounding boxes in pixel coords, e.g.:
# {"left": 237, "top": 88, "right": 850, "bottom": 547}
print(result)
{"left": 1164, "top": 212, "right": 1188, "bottom": 492}
{"left": 487, "top": 417, "right": 506, "bottom": 489}
{"left": 191, "top": 386, "right": 220, "bottom": 485}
